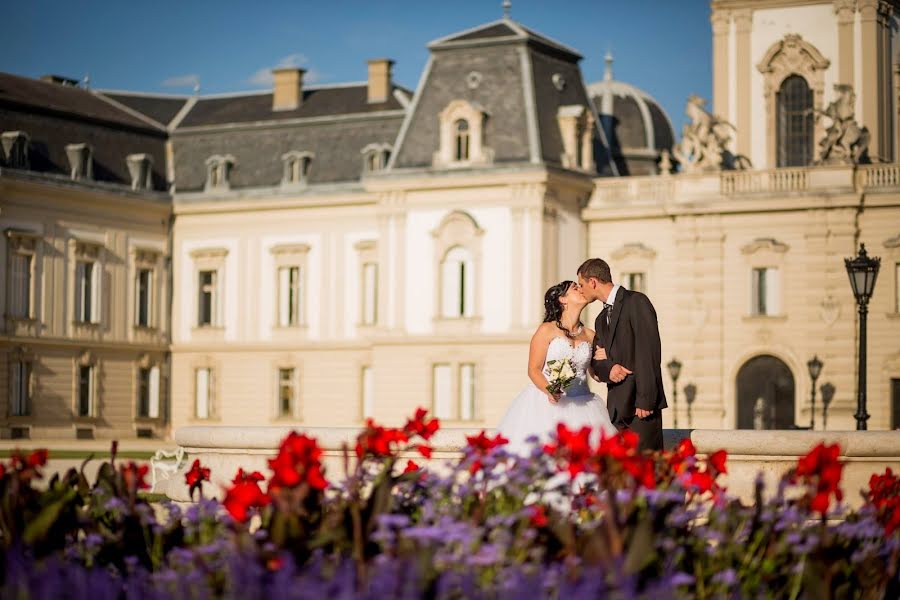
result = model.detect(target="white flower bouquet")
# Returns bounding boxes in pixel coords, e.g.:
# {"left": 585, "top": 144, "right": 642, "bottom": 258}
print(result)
{"left": 545, "top": 358, "right": 576, "bottom": 396}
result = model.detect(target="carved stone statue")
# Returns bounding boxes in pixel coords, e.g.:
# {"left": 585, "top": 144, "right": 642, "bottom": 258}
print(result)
{"left": 672, "top": 95, "right": 751, "bottom": 173}
{"left": 816, "top": 84, "right": 870, "bottom": 164}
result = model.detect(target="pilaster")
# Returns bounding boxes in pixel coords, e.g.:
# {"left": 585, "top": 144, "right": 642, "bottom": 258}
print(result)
{"left": 734, "top": 9, "right": 753, "bottom": 159}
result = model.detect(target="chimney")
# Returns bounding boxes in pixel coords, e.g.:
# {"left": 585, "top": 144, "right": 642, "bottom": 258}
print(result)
{"left": 367, "top": 59, "right": 394, "bottom": 104}
{"left": 272, "top": 68, "right": 305, "bottom": 111}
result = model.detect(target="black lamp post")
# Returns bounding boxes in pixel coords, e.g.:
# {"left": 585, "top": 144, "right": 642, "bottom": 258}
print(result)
{"left": 806, "top": 355, "right": 823, "bottom": 430}
{"left": 820, "top": 382, "right": 835, "bottom": 431}
{"left": 844, "top": 244, "right": 881, "bottom": 430}
{"left": 667, "top": 358, "right": 682, "bottom": 428}
{"left": 683, "top": 383, "right": 697, "bottom": 428}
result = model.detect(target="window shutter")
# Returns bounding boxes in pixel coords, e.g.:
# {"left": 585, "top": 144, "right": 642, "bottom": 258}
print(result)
{"left": 92, "top": 264, "right": 100, "bottom": 322}
{"left": 459, "top": 364, "right": 475, "bottom": 420}
{"left": 363, "top": 263, "right": 377, "bottom": 324}
{"left": 441, "top": 258, "right": 459, "bottom": 317}
{"left": 362, "top": 366, "right": 375, "bottom": 418}
{"left": 148, "top": 366, "right": 160, "bottom": 418}
{"left": 196, "top": 368, "right": 209, "bottom": 419}
{"left": 463, "top": 257, "right": 475, "bottom": 317}
{"left": 766, "top": 268, "right": 780, "bottom": 316}
{"left": 75, "top": 262, "right": 85, "bottom": 320}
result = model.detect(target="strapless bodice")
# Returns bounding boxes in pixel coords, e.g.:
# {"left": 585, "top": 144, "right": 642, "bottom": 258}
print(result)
{"left": 542, "top": 336, "right": 592, "bottom": 397}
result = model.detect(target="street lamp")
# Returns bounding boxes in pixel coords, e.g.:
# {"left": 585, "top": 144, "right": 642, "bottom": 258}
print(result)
{"left": 683, "top": 383, "right": 697, "bottom": 428}
{"left": 806, "top": 355, "right": 823, "bottom": 430}
{"left": 820, "top": 382, "right": 836, "bottom": 431}
{"left": 844, "top": 243, "right": 881, "bottom": 430}
{"left": 667, "top": 358, "right": 682, "bottom": 428}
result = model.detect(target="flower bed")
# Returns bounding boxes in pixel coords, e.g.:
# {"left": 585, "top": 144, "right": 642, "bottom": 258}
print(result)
{"left": 2, "top": 411, "right": 899, "bottom": 599}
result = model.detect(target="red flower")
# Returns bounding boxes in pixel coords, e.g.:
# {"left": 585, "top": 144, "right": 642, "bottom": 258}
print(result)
{"left": 685, "top": 469, "right": 714, "bottom": 493}
{"left": 544, "top": 424, "right": 593, "bottom": 478}
{"left": 27, "top": 449, "right": 48, "bottom": 468}
{"left": 403, "top": 460, "right": 420, "bottom": 473}
{"left": 185, "top": 459, "right": 211, "bottom": 489}
{"left": 404, "top": 408, "right": 440, "bottom": 441}
{"left": 224, "top": 468, "right": 270, "bottom": 523}
{"left": 867, "top": 468, "right": 900, "bottom": 535}
{"left": 416, "top": 445, "right": 432, "bottom": 459}
{"left": 356, "top": 419, "right": 409, "bottom": 459}
{"left": 268, "top": 432, "right": 328, "bottom": 491}
{"left": 528, "top": 504, "right": 548, "bottom": 528}
{"left": 0, "top": 463, "right": 5, "bottom": 478}
{"left": 793, "top": 442, "right": 844, "bottom": 514}
{"left": 120, "top": 462, "right": 150, "bottom": 491}
{"left": 708, "top": 450, "right": 728, "bottom": 475}
{"left": 464, "top": 431, "right": 508, "bottom": 473}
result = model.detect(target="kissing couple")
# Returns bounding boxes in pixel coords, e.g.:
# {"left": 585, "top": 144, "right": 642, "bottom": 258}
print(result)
{"left": 498, "top": 258, "right": 667, "bottom": 453}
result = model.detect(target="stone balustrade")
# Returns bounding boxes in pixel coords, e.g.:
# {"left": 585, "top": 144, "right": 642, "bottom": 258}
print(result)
{"left": 160, "top": 426, "right": 900, "bottom": 509}
{"left": 586, "top": 164, "right": 894, "bottom": 209}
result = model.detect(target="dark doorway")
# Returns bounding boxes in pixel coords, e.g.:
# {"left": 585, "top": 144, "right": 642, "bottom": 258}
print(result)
{"left": 737, "top": 355, "right": 796, "bottom": 429}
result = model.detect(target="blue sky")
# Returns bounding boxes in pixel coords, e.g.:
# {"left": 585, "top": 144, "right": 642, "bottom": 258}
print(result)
{"left": 4, "top": 1, "right": 711, "bottom": 129}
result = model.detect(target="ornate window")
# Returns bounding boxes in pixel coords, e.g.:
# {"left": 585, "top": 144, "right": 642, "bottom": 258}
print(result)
{"left": 433, "top": 100, "right": 492, "bottom": 167}
{"left": 360, "top": 366, "right": 375, "bottom": 419}
{"left": 355, "top": 240, "right": 378, "bottom": 326}
{"left": 432, "top": 211, "right": 483, "bottom": 327}
{"left": 757, "top": 34, "right": 829, "bottom": 169}
{"left": 133, "top": 248, "right": 160, "bottom": 329}
{"left": 281, "top": 151, "right": 314, "bottom": 186}
{"left": 205, "top": 155, "right": 235, "bottom": 191}
{"left": 271, "top": 243, "right": 310, "bottom": 328}
{"left": 10, "top": 358, "right": 32, "bottom": 417}
{"left": 624, "top": 272, "right": 646, "bottom": 294}
{"left": 611, "top": 242, "right": 656, "bottom": 297}
{"left": 432, "top": 362, "right": 477, "bottom": 421}
{"left": 135, "top": 354, "right": 161, "bottom": 419}
{"left": 5, "top": 230, "right": 39, "bottom": 321}
{"left": 194, "top": 366, "right": 214, "bottom": 419}
{"left": 1, "top": 131, "right": 29, "bottom": 169}
{"left": 65, "top": 143, "right": 93, "bottom": 180}
{"left": 361, "top": 144, "right": 391, "bottom": 173}
{"left": 776, "top": 75, "right": 814, "bottom": 167}
{"left": 126, "top": 153, "right": 154, "bottom": 190}
{"left": 557, "top": 105, "right": 595, "bottom": 171}
{"left": 71, "top": 240, "right": 103, "bottom": 325}
{"left": 741, "top": 238, "right": 789, "bottom": 318}
{"left": 190, "top": 248, "right": 228, "bottom": 330}
{"left": 75, "top": 351, "right": 98, "bottom": 418}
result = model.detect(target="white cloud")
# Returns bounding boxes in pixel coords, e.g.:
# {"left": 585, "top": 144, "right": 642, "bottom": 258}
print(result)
{"left": 161, "top": 74, "right": 200, "bottom": 90}
{"left": 247, "top": 54, "right": 321, "bottom": 87}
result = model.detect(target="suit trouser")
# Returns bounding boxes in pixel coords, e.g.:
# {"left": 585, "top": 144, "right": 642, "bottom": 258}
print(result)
{"left": 622, "top": 410, "right": 663, "bottom": 452}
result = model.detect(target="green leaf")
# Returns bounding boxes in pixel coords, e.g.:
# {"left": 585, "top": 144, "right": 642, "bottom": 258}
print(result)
{"left": 23, "top": 488, "right": 77, "bottom": 545}
{"left": 623, "top": 511, "right": 657, "bottom": 574}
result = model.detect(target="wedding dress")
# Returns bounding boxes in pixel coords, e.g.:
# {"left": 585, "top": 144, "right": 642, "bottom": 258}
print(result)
{"left": 498, "top": 336, "right": 617, "bottom": 455}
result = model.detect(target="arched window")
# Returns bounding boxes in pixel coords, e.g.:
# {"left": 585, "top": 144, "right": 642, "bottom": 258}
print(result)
{"left": 776, "top": 75, "right": 813, "bottom": 167}
{"left": 454, "top": 119, "right": 470, "bottom": 161}
{"left": 441, "top": 246, "right": 475, "bottom": 318}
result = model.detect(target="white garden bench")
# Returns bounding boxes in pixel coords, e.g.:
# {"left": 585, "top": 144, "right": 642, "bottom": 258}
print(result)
{"left": 149, "top": 447, "right": 185, "bottom": 493}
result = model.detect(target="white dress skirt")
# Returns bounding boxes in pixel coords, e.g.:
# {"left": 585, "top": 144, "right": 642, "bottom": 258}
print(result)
{"left": 498, "top": 336, "right": 617, "bottom": 456}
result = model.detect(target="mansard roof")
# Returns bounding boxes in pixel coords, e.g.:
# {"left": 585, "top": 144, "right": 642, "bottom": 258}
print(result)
{"left": 99, "top": 91, "right": 190, "bottom": 129}
{"left": 390, "top": 18, "right": 610, "bottom": 173}
{"left": 0, "top": 72, "right": 169, "bottom": 190}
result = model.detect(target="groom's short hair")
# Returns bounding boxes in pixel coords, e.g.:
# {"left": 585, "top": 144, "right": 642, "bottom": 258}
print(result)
{"left": 577, "top": 258, "right": 612, "bottom": 284}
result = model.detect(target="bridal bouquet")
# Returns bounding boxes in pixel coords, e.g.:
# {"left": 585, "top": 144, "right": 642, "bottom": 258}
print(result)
{"left": 545, "top": 358, "right": 576, "bottom": 396}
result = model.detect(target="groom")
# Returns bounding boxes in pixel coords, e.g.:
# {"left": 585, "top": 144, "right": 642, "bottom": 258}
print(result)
{"left": 577, "top": 258, "right": 667, "bottom": 452}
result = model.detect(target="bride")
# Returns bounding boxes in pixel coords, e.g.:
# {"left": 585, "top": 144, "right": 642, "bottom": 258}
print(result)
{"left": 498, "top": 280, "right": 617, "bottom": 455}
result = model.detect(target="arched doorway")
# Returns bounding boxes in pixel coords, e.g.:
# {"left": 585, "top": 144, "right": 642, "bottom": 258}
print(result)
{"left": 736, "top": 355, "right": 795, "bottom": 429}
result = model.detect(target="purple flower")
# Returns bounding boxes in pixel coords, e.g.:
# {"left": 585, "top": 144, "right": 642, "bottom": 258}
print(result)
{"left": 711, "top": 568, "right": 737, "bottom": 586}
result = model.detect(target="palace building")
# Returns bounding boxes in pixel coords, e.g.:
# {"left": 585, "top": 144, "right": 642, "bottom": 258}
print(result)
{"left": 2, "top": 0, "right": 899, "bottom": 440}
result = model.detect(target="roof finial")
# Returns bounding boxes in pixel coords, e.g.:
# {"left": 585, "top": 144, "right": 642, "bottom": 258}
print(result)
{"left": 604, "top": 48, "right": 614, "bottom": 81}
{"left": 502, "top": 0, "right": 511, "bottom": 19}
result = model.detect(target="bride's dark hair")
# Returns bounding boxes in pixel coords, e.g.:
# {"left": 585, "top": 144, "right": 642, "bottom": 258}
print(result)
{"left": 543, "top": 281, "right": 583, "bottom": 339}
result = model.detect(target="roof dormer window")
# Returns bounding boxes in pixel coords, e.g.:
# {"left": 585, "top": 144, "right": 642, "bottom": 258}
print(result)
{"left": 205, "top": 155, "right": 235, "bottom": 191}
{"left": 361, "top": 143, "right": 392, "bottom": 173}
{"left": 433, "top": 100, "right": 492, "bottom": 168}
{"left": 1, "top": 131, "right": 30, "bottom": 169}
{"left": 557, "top": 105, "right": 595, "bottom": 172}
{"left": 126, "top": 153, "right": 154, "bottom": 191}
{"left": 65, "top": 143, "right": 93, "bottom": 181}
{"left": 281, "top": 151, "right": 314, "bottom": 186}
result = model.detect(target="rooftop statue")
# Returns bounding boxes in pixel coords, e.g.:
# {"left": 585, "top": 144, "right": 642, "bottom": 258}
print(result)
{"left": 816, "top": 84, "right": 869, "bottom": 165}
{"left": 672, "top": 95, "right": 751, "bottom": 173}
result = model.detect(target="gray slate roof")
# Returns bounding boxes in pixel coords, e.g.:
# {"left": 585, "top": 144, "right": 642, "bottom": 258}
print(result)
{"left": 100, "top": 91, "right": 189, "bottom": 128}
{"left": 0, "top": 73, "right": 169, "bottom": 190}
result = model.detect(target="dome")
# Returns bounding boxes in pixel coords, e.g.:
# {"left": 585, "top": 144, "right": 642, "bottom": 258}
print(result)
{"left": 587, "top": 52, "right": 675, "bottom": 176}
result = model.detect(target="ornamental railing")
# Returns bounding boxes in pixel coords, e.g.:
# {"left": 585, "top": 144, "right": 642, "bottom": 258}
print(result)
{"left": 857, "top": 164, "right": 900, "bottom": 190}
{"left": 720, "top": 168, "right": 808, "bottom": 195}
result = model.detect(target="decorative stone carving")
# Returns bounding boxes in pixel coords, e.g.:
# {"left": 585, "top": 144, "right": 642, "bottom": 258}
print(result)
{"left": 884, "top": 233, "right": 900, "bottom": 249}
{"left": 672, "top": 95, "right": 750, "bottom": 173}
{"left": 611, "top": 242, "right": 657, "bottom": 261}
{"left": 740, "top": 238, "right": 790, "bottom": 255}
{"left": 816, "top": 85, "right": 870, "bottom": 164}
{"left": 551, "top": 73, "right": 566, "bottom": 91}
{"left": 819, "top": 295, "right": 841, "bottom": 326}
{"left": 658, "top": 148, "right": 673, "bottom": 175}
{"left": 465, "top": 71, "right": 482, "bottom": 90}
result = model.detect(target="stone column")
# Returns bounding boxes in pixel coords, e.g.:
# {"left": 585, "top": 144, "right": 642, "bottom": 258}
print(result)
{"left": 859, "top": 0, "right": 891, "bottom": 161}
{"left": 711, "top": 9, "right": 731, "bottom": 121}
{"left": 733, "top": 9, "right": 753, "bottom": 159}
{"left": 834, "top": 0, "right": 855, "bottom": 86}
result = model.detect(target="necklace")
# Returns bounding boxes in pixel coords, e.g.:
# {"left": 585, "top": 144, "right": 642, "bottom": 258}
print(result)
{"left": 556, "top": 320, "right": 584, "bottom": 339}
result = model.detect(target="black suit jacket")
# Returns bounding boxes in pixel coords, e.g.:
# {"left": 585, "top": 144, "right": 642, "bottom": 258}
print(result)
{"left": 591, "top": 287, "right": 667, "bottom": 427}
